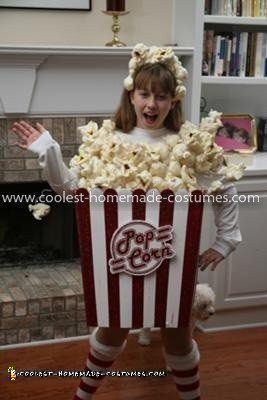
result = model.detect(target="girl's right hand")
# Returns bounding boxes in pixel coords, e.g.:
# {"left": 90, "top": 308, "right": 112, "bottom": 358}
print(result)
{"left": 12, "top": 120, "right": 46, "bottom": 149}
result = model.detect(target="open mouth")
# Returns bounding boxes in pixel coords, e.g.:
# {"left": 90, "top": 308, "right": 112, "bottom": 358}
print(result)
{"left": 144, "top": 113, "right": 158, "bottom": 124}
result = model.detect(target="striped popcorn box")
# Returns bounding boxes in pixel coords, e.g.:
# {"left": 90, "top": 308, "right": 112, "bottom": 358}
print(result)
{"left": 75, "top": 188, "right": 204, "bottom": 329}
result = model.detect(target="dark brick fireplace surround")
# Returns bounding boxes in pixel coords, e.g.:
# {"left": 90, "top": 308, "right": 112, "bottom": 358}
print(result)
{"left": 0, "top": 116, "right": 105, "bottom": 345}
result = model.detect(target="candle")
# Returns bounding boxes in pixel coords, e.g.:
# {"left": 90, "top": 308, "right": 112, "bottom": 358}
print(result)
{"left": 106, "top": 0, "right": 125, "bottom": 12}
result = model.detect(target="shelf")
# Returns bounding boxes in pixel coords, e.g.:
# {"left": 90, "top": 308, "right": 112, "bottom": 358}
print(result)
{"left": 204, "top": 15, "right": 267, "bottom": 25}
{"left": 0, "top": 45, "right": 194, "bottom": 57}
{"left": 224, "top": 152, "right": 267, "bottom": 177}
{"left": 202, "top": 76, "right": 267, "bottom": 85}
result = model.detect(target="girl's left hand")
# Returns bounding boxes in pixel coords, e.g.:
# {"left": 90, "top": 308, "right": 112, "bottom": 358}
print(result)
{"left": 198, "top": 248, "right": 224, "bottom": 271}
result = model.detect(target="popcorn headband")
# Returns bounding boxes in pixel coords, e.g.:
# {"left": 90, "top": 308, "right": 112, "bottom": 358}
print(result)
{"left": 123, "top": 43, "right": 188, "bottom": 101}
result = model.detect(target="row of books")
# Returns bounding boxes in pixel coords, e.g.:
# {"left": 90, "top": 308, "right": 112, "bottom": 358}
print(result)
{"left": 203, "top": 30, "right": 267, "bottom": 76}
{"left": 205, "top": 0, "right": 267, "bottom": 17}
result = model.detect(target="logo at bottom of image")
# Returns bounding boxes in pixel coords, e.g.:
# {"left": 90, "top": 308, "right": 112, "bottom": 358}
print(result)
{"left": 7, "top": 366, "right": 16, "bottom": 381}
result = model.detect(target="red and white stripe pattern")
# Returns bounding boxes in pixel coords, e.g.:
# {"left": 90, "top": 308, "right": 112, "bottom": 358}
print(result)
{"left": 172, "top": 367, "right": 200, "bottom": 400}
{"left": 74, "top": 350, "right": 112, "bottom": 400}
{"left": 166, "top": 340, "right": 201, "bottom": 400}
{"left": 75, "top": 188, "right": 203, "bottom": 329}
{"left": 73, "top": 330, "right": 125, "bottom": 400}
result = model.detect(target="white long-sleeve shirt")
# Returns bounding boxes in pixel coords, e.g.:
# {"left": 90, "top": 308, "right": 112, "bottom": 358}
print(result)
{"left": 29, "top": 127, "right": 242, "bottom": 258}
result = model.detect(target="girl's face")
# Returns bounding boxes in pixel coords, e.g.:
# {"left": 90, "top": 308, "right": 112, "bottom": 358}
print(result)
{"left": 130, "top": 88, "right": 176, "bottom": 130}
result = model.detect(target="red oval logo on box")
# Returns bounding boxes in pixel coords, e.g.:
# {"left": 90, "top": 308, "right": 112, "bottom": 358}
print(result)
{"left": 109, "top": 220, "right": 176, "bottom": 276}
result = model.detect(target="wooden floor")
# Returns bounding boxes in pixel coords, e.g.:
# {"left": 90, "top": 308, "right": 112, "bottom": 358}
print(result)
{"left": 1, "top": 327, "right": 267, "bottom": 400}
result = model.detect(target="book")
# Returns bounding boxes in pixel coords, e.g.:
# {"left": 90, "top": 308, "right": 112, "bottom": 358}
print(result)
{"left": 202, "top": 31, "right": 209, "bottom": 75}
{"left": 211, "top": 0, "right": 220, "bottom": 14}
{"left": 214, "top": 35, "right": 223, "bottom": 75}
{"left": 252, "top": 0, "right": 260, "bottom": 16}
{"left": 205, "top": 0, "right": 212, "bottom": 14}
{"left": 236, "top": 0, "right": 242, "bottom": 15}
{"left": 250, "top": 32, "right": 258, "bottom": 76}
{"left": 235, "top": 31, "right": 241, "bottom": 76}
{"left": 261, "top": 33, "right": 267, "bottom": 76}
{"left": 245, "top": 32, "right": 251, "bottom": 75}
{"left": 239, "top": 32, "right": 248, "bottom": 77}
{"left": 219, "top": 36, "right": 227, "bottom": 75}
{"left": 224, "top": 0, "right": 233, "bottom": 15}
{"left": 205, "top": 30, "right": 215, "bottom": 75}
{"left": 241, "top": 0, "right": 248, "bottom": 16}
{"left": 226, "top": 36, "right": 232, "bottom": 75}
{"left": 210, "top": 33, "right": 218, "bottom": 74}
{"left": 246, "top": 0, "right": 252, "bottom": 16}
{"left": 260, "top": 0, "right": 267, "bottom": 16}
{"left": 219, "top": 0, "right": 226, "bottom": 15}
{"left": 230, "top": 32, "right": 237, "bottom": 75}
{"left": 265, "top": 32, "right": 267, "bottom": 76}
{"left": 254, "top": 32, "right": 264, "bottom": 77}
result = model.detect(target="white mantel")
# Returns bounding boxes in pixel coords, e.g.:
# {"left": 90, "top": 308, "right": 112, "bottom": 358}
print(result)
{"left": 0, "top": 45, "right": 194, "bottom": 117}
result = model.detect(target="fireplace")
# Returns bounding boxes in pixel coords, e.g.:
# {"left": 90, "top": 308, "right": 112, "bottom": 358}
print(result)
{"left": 0, "top": 47, "right": 140, "bottom": 344}
{"left": 0, "top": 181, "right": 79, "bottom": 267}
{"left": 0, "top": 180, "right": 89, "bottom": 346}
{"left": 0, "top": 114, "right": 108, "bottom": 267}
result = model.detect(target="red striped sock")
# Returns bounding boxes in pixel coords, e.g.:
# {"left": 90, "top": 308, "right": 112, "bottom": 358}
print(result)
{"left": 73, "top": 329, "right": 126, "bottom": 400}
{"left": 165, "top": 340, "right": 200, "bottom": 400}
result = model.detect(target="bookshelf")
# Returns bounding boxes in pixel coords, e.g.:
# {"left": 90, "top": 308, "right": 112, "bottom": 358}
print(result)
{"left": 172, "top": 0, "right": 267, "bottom": 331}
{"left": 171, "top": 0, "right": 267, "bottom": 121}
{"left": 204, "top": 15, "right": 267, "bottom": 24}
{"left": 201, "top": 2, "right": 267, "bottom": 117}
{"left": 204, "top": 0, "right": 267, "bottom": 18}
{"left": 202, "top": 76, "right": 267, "bottom": 83}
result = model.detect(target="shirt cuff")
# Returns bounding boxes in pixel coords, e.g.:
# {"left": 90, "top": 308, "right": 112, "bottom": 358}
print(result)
{"left": 28, "top": 131, "right": 56, "bottom": 155}
{"left": 211, "top": 241, "right": 234, "bottom": 259}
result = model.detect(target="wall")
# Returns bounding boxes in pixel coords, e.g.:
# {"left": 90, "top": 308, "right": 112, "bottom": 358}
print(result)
{"left": 0, "top": 116, "right": 106, "bottom": 183}
{"left": 0, "top": 0, "right": 173, "bottom": 46}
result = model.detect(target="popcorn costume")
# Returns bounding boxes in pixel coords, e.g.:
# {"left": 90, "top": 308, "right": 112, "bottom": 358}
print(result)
{"left": 29, "top": 116, "right": 242, "bottom": 259}
{"left": 27, "top": 44, "right": 243, "bottom": 400}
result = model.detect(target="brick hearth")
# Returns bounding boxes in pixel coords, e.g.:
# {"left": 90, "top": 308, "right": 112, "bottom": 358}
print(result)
{"left": 0, "top": 261, "right": 90, "bottom": 346}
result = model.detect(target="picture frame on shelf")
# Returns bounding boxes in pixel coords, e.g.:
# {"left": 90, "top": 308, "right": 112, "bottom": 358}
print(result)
{"left": 0, "top": 0, "right": 91, "bottom": 11}
{"left": 215, "top": 114, "right": 257, "bottom": 153}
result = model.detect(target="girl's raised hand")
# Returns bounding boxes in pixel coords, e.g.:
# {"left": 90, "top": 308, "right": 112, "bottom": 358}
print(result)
{"left": 12, "top": 120, "right": 46, "bottom": 149}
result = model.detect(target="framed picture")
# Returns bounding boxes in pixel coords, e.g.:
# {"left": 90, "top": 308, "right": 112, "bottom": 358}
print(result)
{"left": 0, "top": 0, "right": 91, "bottom": 11}
{"left": 215, "top": 114, "right": 257, "bottom": 153}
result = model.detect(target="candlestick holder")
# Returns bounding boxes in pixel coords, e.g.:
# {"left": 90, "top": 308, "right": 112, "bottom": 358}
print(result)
{"left": 102, "top": 10, "right": 130, "bottom": 47}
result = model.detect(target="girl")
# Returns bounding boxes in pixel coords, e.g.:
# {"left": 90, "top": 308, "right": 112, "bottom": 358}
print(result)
{"left": 12, "top": 44, "right": 241, "bottom": 400}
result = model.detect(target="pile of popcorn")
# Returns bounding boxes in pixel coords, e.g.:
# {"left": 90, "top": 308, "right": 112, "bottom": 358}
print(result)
{"left": 124, "top": 43, "right": 188, "bottom": 101}
{"left": 69, "top": 110, "right": 245, "bottom": 194}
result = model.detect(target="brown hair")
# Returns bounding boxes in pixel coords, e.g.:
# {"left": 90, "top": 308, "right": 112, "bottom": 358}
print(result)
{"left": 113, "top": 63, "right": 184, "bottom": 133}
